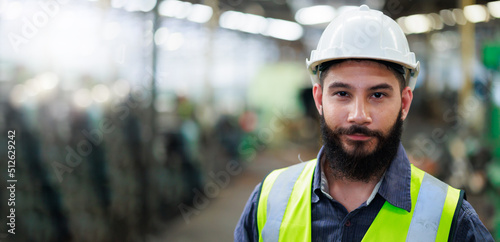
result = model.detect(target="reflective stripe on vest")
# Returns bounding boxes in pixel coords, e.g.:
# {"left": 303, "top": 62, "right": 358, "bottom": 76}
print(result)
{"left": 257, "top": 161, "right": 315, "bottom": 242}
{"left": 256, "top": 159, "right": 461, "bottom": 242}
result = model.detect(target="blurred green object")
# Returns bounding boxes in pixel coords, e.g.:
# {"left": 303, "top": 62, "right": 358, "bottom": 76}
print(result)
{"left": 483, "top": 43, "right": 500, "bottom": 70}
{"left": 488, "top": 161, "right": 500, "bottom": 188}
{"left": 248, "top": 62, "right": 307, "bottom": 121}
{"left": 490, "top": 105, "right": 500, "bottom": 158}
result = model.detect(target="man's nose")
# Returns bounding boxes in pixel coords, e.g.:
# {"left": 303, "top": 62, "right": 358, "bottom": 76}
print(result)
{"left": 347, "top": 98, "right": 372, "bottom": 125}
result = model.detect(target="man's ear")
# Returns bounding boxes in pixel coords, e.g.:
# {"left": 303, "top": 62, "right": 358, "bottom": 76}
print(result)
{"left": 401, "top": 86, "right": 413, "bottom": 120}
{"left": 312, "top": 83, "right": 323, "bottom": 115}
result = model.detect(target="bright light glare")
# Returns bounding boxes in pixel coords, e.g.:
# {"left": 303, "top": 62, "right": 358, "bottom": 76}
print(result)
{"left": 154, "top": 27, "right": 169, "bottom": 45}
{"left": 103, "top": 22, "right": 122, "bottom": 40}
{"left": 113, "top": 79, "right": 130, "bottom": 97}
{"left": 295, "top": 5, "right": 335, "bottom": 25}
{"left": 464, "top": 5, "right": 489, "bottom": 23}
{"left": 49, "top": 11, "right": 99, "bottom": 59}
{"left": 10, "top": 85, "right": 27, "bottom": 107}
{"left": 159, "top": 0, "right": 192, "bottom": 19}
{"left": 264, "top": 19, "right": 303, "bottom": 41}
{"left": 488, "top": 1, "right": 500, "bottom": 18}
{"left": 3, "top": 2, "right": 23, "bottom": 20}
{"left": 404, "top": 14, "right": 431, "bottom": 34}
{"left": 74, "top": 89, "right": 92, "bottom": 108}
{"left": 38, "top": 72, "right": 59, "bottom": 90}
{"left": 91, "top": 84, "right": 110, "bottom": 103}
{"left": 187, "top": 4, "right": 213, "bottom": 23}
{"left": 165, "top": 33, "right": 184, "bottom": 51}
{"left": 0, "top": 0, "right": 7, "bottom": 16}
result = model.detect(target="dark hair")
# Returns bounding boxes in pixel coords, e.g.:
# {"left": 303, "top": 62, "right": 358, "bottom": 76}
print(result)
{"left": 318, "top": 59, "right": 407, "bottom": 91}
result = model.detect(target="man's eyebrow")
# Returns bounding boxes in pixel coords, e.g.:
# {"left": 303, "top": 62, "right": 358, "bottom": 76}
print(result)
{"left": 369, "top": 83, "right": 393, "bottom": 91}
{"left": 328, "top": 82, "right": 352, "bottom": 89}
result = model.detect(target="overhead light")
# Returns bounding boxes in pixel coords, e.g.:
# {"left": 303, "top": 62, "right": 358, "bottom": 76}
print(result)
{"left": 404, "top": 14, "right": 432, "bottom": 34}
{"left": 241, "top": 14, "right": 268, "bottom": 34}
{"left": 187, "top": 4, "right": 213, "bottom": 23}
{"left": 159, "top": 0, "right": 192, "bottom": 19}
{"left": 295, "top": 5, "right": 335, "bottom": 25}
{"left": 159, "top": 0, "right": 213, "bottom": 24}
{"left": 487, "top": 1, "right": 500, "bottom": 18}
{"left": 452, "top": 8, "right": 467, "bottom": 25}
{"left": 220, "top": 10, "right": 302, "bottom": 41}
{"left": 427, "top": 13, "right": 443, "bottom": 30}
{"left": 220, "top": 11, "right": 267, "bottom": 34}
{"left": 440, "top": 9, "right": 456, "bottom": 26}
{"left": 114, "top": 0, "right": 157, "bottom": 12}
{"left": 464, "top": 4, "right": 489, "bottom": 23}
{"left": 141, "top": 0, "right": 157, "bottom": 12}
{"left": 220, "top": 11, "right": 247, "bottom": 30}
{"left": 263, "top": 18, "right": 303, "bottom": 41}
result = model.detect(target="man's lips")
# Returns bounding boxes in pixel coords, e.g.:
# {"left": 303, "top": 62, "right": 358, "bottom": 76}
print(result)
{"left": 345, "top": 133, "right": 372, "bottom": 141}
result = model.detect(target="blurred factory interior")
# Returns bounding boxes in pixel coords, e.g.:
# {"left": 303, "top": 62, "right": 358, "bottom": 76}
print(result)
{"left": 1, "top": 0, "right": 500, "bottom": 241}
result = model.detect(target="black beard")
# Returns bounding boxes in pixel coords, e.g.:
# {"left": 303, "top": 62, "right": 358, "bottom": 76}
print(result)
{"left": 320, "top": 111, "right": 403, "bottom": 182}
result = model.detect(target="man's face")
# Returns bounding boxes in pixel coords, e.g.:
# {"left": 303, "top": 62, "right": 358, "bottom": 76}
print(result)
{"left": 312, "top": 60, "right": 413, "bottom": 181}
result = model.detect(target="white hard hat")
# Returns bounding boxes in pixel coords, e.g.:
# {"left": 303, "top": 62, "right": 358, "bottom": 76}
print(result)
{"left": 306, "top": 5, "right": 420, "bottom": 90}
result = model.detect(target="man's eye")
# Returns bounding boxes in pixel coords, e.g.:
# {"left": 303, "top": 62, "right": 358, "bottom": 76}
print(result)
{"left": 373, "top": 92, "right": 385, "bottom": 98}
{"left": 335, "top": 91, "right": 348, "bottom": 97}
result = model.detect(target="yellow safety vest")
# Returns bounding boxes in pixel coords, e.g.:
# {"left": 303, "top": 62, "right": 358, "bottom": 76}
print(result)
{"left": 256, "top": 159, "right": 463, "bottom": 242}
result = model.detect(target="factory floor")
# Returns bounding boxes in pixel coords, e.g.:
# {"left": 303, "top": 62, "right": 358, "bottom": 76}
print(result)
{"left": 148, "top": 146, "right": 318, "bottom": 242}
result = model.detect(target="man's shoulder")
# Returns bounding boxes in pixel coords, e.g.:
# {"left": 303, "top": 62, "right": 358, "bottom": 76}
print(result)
{"left": 458, "top": 198, "right": 485, "bottom": 223}
{"left": 453, "top": 197, "right": 495, "bottom": 241}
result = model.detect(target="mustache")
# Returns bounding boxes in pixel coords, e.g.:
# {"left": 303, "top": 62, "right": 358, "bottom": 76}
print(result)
{"left": 334, "top": 125, "right": 383, "bottom": 138}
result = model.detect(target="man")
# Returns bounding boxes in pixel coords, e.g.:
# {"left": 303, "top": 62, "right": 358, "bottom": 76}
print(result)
{"left": 235, "top": 5, "right": 494, "bottom": 242}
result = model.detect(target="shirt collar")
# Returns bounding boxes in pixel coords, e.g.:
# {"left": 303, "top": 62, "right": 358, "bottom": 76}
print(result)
{"left": 312, "top": 143, "right": 412, "bottom": 212}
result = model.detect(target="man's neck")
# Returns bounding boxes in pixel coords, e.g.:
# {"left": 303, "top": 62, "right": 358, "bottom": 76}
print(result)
{"left": 322, "top": 156, "right": 381, "bottom": 213}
